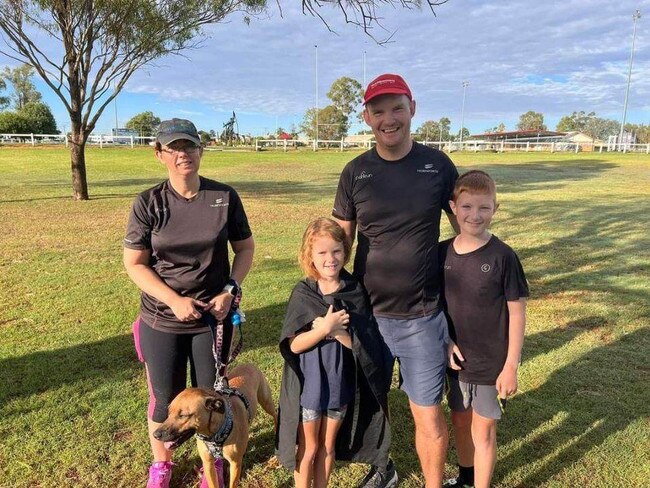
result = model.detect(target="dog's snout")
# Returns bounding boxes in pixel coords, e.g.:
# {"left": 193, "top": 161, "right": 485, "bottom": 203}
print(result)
{"left": 152, "top": 428, "right": 164, "bottom": 440}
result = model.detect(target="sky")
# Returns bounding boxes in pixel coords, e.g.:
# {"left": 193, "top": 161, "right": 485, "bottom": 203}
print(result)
{"left": 1, "top": 0, "right": 649, "bottom": 137}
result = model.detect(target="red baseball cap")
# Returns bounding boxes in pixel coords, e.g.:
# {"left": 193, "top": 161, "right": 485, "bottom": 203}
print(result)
{"left": 363, "top": 73, "right": 412, "bottom": 104}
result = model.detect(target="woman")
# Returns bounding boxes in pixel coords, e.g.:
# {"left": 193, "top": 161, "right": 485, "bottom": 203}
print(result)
{"left": 123, "top": 118, "right": 254, "bottom": 488}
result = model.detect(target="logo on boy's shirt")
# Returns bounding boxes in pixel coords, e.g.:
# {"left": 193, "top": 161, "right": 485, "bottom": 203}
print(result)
{"left": 417, "top": 163, "right": 439, "bottom": 173}
{"left": 481, "top": 264, "right": 491, "bottom": 272}
{"left": 444, "top": 265, "right": 452, "bottom": 270}
{"left": 210, "top": 198, "right": 229, "bottom": 208}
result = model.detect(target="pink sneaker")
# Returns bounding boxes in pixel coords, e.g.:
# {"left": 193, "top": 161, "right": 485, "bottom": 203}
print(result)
{"left": 199, "top": 457, "right": 225, "bottom": 488}
{"left": 147, "top": 461, "right": 173, "bottom": 488}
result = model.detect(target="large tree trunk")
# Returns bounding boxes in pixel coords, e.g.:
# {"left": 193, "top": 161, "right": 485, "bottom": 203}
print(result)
{"left": 70, "top": 129, "right": 89, "bottom": 200}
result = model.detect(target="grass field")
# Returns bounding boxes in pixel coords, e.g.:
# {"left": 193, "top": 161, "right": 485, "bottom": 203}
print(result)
{"left": 0, "top": 146, "right": 648, "bottom": 487}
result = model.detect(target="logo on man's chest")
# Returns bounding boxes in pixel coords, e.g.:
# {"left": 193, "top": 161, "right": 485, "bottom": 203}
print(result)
{"left": 481, "top": 263, "right": 491, "bottom": 273}
{"left": 417, "top": 163, "right": 439, "bottom": 174}
{"left": 355, "top": 171, "right": 373, "bottom": 181}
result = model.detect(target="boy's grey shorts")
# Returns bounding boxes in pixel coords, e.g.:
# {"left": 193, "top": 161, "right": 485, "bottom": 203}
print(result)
{"left": 300, "top": 405, "right": 348, "bottom": 423}
{"left": 447, "top": 375, "right": 506, "bottom": 420}
{"left": 376, "top": 311, "right": 448, "bottom": 406}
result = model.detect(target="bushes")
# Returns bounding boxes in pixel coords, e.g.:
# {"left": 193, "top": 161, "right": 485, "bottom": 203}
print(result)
{"left": 0, "top": 102, "right": 58, "bottom": 134}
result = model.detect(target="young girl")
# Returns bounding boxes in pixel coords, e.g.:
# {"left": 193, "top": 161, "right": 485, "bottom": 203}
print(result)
{"left": 276, "top": 218, "right": 392, "bottom": 488}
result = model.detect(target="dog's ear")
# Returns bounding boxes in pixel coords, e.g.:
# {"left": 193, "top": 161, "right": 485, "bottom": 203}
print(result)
{"left": 205, "top": 397, "right": 225, "bottom": 413}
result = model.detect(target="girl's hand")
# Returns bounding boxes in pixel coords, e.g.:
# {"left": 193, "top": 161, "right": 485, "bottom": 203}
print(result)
{"left": 206, "top": 291, "right": 235, "bottom": 320}
{"left": 170, "top": 296, "right": 208, "bottom": 322}
{"left": 312, "top": 305, "right": 349, "bottom": 334}
{"left": 448, "top": 340, "right": 465, "bottom": 370}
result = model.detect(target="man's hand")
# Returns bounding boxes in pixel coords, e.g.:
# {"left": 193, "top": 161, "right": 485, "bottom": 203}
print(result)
{"left": 169, "top": 296, "right": 208, "bottom": 322}
{"left": 312, "top": 305, "right": 350, "bottom": 335}
{"left": 448, "top": 340, "right": 465, "bottom": 370}
{"left": 496, "top": 363, "right": 519, "bottom": 398}
{"left": 206, "top": 291, "right": 235, "bottom": 321}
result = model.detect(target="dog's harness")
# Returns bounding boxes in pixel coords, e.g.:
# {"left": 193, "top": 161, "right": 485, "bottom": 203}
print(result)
{"left": 196, "top": 388, "right": 253, "bottom": 457}
{"left": 198, "top": 290, "right": 252, "bottom": 457}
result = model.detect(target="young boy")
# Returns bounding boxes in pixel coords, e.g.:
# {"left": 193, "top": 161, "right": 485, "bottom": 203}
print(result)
{"left": 439, "top": 170, "right": 529, "bottom": 488}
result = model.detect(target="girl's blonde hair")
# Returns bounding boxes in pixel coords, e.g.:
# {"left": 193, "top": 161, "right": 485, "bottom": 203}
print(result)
{"left": 299, "top": 217, "right": 351, "bottom": 281}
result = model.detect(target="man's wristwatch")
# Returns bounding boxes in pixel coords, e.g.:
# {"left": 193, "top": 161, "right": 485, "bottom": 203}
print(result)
{"left": 223, "top": 278, "right": 240, "bottom": 297}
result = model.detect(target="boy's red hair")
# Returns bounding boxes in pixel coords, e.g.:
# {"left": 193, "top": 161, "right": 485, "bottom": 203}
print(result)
{"left": 452, "top": 170, "right": 497, "bottom": 202}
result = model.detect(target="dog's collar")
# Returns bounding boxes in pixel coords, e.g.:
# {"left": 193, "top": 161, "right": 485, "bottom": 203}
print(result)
{"left": 196, "top": 388, "right": 251, "bottom": 458}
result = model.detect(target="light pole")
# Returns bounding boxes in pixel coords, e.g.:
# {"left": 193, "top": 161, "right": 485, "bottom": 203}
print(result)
{"left": 618, "top": 10, "right": 641, "bottom": 151}
{"left": 315, "top": 44, "right": 319, "bottom": 150}
{"left": 113, "top": 83, "right": 118, "bottom": 135}
{"left": 459, "top": 80, "right": 469, "bottom": 146}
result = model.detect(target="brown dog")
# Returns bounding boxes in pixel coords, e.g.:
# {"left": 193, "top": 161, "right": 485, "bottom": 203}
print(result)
{"left": 153, "top": 364, "right": 277, "bottom": 488}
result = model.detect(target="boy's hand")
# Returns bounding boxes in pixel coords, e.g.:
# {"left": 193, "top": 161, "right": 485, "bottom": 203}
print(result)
{"left": 448, "top": 341, "right": 465, "bottom": 370}
{"left": 496, "top": 363, "right": 519, "bottom": 398}
{"left": 312, "top": 305, "right": 349, "bottom": 334}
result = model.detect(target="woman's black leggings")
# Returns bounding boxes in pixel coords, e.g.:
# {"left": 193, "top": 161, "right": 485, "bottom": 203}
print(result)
{"left": 133, "top": 319, "right": 233, "bottom": 423}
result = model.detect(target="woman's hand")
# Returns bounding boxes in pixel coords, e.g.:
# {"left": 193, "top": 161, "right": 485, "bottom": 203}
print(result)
{"left": 169, "top": 296, "right": 207, "bottom": 322}
{"left": 312, "top": 305, "right": 350, "bottom": 335}
{"left": 206, "top": 291, "right": 234, "bottom": 321}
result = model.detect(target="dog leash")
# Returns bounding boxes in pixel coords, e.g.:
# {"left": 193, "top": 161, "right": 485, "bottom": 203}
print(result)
{"left": 202, "top": 289, "right": 244, "bottom": 391}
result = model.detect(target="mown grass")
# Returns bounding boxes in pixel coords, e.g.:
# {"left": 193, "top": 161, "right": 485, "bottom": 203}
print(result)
{"left": 0, "top": 146, "right": 648, "bottom": 487}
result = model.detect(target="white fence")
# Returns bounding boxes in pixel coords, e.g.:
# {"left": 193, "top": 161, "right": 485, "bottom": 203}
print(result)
{"left": 0, "top": 133, "right": 155, "bottom": 147}
{"left": 421, "top": 140, "right": 650, "bottom": 154}
{"left": 254, "top": 138, "right": 370, "bottom": 152}
{"left": 2, "top": 132, "right": 650, "bottom": 154}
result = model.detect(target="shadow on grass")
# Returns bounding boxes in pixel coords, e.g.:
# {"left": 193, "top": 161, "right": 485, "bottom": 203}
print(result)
{"left": 471, "top": 159, "right": 617, "bottom": 194}
{"left": 508, "top": 199, "right": 650, "bottom": 308}
{"left": 0, "top": 193, "right": 138, "bottom": 203}
{"left": 387, "top": 320, "right": 648, "bottom": 486}
{"left": 0, "top": 333, "right": 138, "bottom": 408}
{"left": 492, "top": 326, "right": 649, "bottom": 486}
{"left": 0, "top": 302, "right": 289, "bottom": 409}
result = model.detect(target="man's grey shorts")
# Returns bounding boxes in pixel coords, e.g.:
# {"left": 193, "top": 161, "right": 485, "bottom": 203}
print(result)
{"left": 376, "top": 311, "right": 449, "bottom": 407}
{"left": 447, "top": 375, "right": 506, "bottom": 420}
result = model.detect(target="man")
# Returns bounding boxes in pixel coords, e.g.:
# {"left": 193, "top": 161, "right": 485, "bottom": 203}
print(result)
{"left": 332, "top": 73, "right": 459, "bottom": 488}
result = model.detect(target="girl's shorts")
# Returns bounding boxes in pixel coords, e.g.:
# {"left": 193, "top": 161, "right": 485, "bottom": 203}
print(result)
{"left": 300, "top": 405, "right": 348, "bottom": 423}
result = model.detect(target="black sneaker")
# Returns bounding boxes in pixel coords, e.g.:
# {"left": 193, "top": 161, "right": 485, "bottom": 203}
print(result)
{"left": 443, "top": 478, "right": 473, "bottom": 488}
{"left": 357, "top": 459, "right": 398, "bottom": 488}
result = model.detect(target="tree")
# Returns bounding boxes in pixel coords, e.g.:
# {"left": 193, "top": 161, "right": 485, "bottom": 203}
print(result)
{"left": 0, "top": 101, "right": 57, "bottom": 133}
{"left": 0, "top": 77, "right": 9, "bottom": 109}
{"left": 327, "top": 77, "right": 363, "bottom": 119}
{"left": 517, "top": 111, "right": 547, "bottom": 131}
{"left": 0, "top": 1, "right": 445, "bottom": 200}
{"left": 485, "top": 122, "right": 506, "bottom": 133}
{"left": 300, "top": 105, "right": 348, "bottom": 140}
{"left": 20, "top": 101, "right": 58, "bottom": 133}
{"left": 198, "top": 130, "right": 212, "bottom": 145}
{"left": 125, "top": 111, "right": 161, "bottom": 137}
{"left": 455, "top": 127, "right": 469, "bottom": 140}
{"left": 0, "top": 111, "right": 28, "bottom": 133}
{"left": 624, "top": 123, "right": 650, "bottom": 144}
{"left": 584, "top": 117, "right": 619, "bottom": 141}
{"left": 556, "top": 111, "right": 596, "bottom": 132}
{"left": 2, "top": 64, "right": 42, "bottom": 109}
{"left": 415, "top": 117, "right": 451, "bottom": 141}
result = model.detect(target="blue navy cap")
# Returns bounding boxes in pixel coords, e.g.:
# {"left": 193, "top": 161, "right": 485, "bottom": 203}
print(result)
{"left": 156, "top": 118, "right": 201, "bottom": 146}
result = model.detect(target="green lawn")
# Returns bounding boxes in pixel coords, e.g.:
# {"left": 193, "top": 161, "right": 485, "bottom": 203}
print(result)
{"left": 0, "top": 146, "right": 648, "bottom": 487}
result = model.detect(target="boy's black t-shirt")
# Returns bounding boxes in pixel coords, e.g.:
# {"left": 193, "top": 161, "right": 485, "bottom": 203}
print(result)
{"left": 440, "top": 235, "right": 529, "bottom": 384}
{"left": 332, "top": 142, "right": 458, "bottom": 318}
